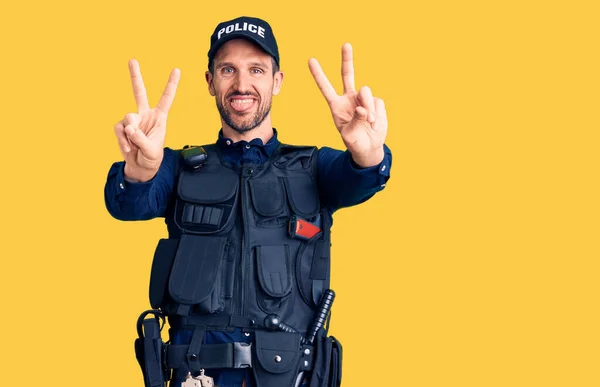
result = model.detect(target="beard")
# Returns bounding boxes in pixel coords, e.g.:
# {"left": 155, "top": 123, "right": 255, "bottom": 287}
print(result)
{"left": 216, "top": 91, "right": 272, "bottom": 134}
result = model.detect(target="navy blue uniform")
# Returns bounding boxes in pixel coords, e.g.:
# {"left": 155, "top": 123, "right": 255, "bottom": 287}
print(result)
{"left": 104, "top": 129, "right": 392, "bottom": 387}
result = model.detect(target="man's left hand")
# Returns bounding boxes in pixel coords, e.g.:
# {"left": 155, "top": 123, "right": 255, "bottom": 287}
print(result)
{"left": 309, "top": 43, "right": 388, "bottom": 168}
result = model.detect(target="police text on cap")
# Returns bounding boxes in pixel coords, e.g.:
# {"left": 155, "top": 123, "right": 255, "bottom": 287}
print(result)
{"left": 217, "top": 22, "right": 266, "bottom": 40}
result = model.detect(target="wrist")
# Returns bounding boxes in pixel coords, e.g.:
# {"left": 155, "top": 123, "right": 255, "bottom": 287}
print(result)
{"left": 350, "top": 147, "right": 385, "bottom": 168}
{"left": 124, "top": 163, "right": 158, "bottom": 183}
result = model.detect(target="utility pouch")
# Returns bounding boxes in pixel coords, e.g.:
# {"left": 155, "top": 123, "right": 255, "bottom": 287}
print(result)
{"left": 149, "top": 238, "right": 180, "bottom": 309}
{"left": 283, "top": 176, "right": 320, "bottom": 219}
{"left": 252, "top": 330, "right": 302, "bottom": 387}
{"left": 308, "top": 329, "right": 342, "bottom": 387}
{"left": 134, "top": 310, "right": 168, "bottom": 387}
{"left": 168, "top": 234, "right": 228, "bottom": 315}
{"left": 255, "top": 245, "right": 293, "bottom": 314}
{"left": 249, "top": 177, "right": 288, "bottom": 228}
{"left": 296, "top": 239, "right": 330, "bottom": 309}
{"left": 329, "top": 337, "right": 342, "bottom": 387}
{"left": 175, "top": 166, "right": 239, "bottom": 235}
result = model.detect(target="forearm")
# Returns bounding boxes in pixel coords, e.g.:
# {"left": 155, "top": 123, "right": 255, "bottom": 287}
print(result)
{"left": 104, "top": 148, "right": 178, "bottom": 220}
{"left": 317, "top": 145, "right": 392, "bottom": 211}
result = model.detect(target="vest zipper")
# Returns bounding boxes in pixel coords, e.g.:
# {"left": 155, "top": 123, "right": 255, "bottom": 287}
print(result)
{"left": 239, "top": 234, "right": 245, "bottom": 316}
{"left": 239, "top": 167, "right": 252, "bottom": 317}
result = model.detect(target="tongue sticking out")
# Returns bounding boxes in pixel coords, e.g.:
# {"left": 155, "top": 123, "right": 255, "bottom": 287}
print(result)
{"left": 230, "top": 97, "right": 256, "bottom": 113}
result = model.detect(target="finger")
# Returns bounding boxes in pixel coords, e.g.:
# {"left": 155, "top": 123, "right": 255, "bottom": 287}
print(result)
{"left": 373, "top": 97, "right": 387, "bottom": 130}
{"left": 125, "top": 125, "right": 152, "bottom": 154}
{"left": 123, "top": 112, "right": 141, "bottom": 128}
{"left": 357, "top": 86, "right": 376, "bottom": 123}
{"left": 124, "top": 124, "right": 135, "bottom": 136}
{"left": 374, "top": 97, "right": 386, "bottom": 116}
{"left": 114, "top": 120, "right": 130, "bottom": 153}
{"left": 341, "top": 43, "right": 355, "bottom": 94}
{"left": 156, "top": 68, "right": 181, "bottom": 113}
{"left": 353, "top": 105, "right": 368, "bottom": 122}
{"left": 129, "top": 59, "right": 150, "bottom": 113}
{"left": 308, "top": 58, "right": 338, "bottom": 104}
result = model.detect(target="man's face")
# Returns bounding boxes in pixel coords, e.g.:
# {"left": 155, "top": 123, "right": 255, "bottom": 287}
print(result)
{"left": 206, "top": 39, "right": 283, "bottom": 134}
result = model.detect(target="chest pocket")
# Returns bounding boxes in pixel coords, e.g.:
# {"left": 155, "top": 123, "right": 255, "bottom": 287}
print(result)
{"left": 248, "top": 174, "right": 320, "bottom": 230}
{"left": 175, "top": 167, "right": 239, "bottom": 234}
{"left": 283, "top": 175, "right": 320, "bottom": 219}
{"left": 249, "top": 177, "right": 288, "bottom": 228}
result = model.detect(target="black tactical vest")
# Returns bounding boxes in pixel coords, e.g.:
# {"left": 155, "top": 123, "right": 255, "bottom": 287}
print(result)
{"left": 145, "top": 144, "right": 336, "bottom": 386}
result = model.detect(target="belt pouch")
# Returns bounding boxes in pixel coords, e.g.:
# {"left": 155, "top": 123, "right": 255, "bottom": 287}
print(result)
{"left": 253, "top": 330, "right": 302, "bottom": 387}
{"left": 135, "top": 317, "right": 166, "bottom": 387}
{"left": 329, "top": 336, "right": 342, "bottom": 387}
{"left": 308, "top": 329, "right": 342, "bottom": 387}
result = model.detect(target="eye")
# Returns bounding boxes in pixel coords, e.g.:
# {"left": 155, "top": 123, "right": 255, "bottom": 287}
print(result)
{"left": 251, "top": 68, "right": 264, "bottom": 74}
{"left": 221, "top": 67, "right": 234, "bottom": 74}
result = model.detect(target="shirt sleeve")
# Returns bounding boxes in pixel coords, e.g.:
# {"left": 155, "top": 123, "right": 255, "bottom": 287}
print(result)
{"left": 104, "top": 148, "right": 179, "bottom": 220}
{"left": 317, "top": 144, "right": 392, "bottom": 213}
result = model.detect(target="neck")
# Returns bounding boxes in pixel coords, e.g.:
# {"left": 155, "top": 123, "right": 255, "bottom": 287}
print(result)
{"left": 221, "top": 116, "right": 274, "bottom": 144}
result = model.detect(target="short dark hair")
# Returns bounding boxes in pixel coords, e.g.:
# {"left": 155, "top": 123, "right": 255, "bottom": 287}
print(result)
{"left": 208, "top": 56, "right": 279, "bottom": 76}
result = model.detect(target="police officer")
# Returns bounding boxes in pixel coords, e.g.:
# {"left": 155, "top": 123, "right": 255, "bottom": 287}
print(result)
{"left": 105, "top": 16, "right": 392, "bottom": 387}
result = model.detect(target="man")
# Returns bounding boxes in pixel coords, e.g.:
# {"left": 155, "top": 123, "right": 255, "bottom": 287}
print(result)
{"left": 105, "top": 16, "right": 391, "bottom": 387}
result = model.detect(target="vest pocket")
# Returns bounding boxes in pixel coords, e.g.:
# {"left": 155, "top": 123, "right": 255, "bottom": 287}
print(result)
{"left": 253, "top": 330, "right": 302, "bottom": 387}
{"left": 309, "top": 329, "right": 343, "bottom": 387}
{"left": 168, "top": 234, "right": 228, "bottom": 314}
{"left": 255, "top": 245, "right": 293, "bottom": 314}
{"left": 175, "top": 169, "right": 239, "bottom": 234}
{"left": 284, "top": 175, "right": 320, "bottom": 219}
{"left": 296, "top": 240, "right": 330, "bottom": 308}
{"left": 249, "top": 177, "right": 288, "bottom": 228}
{"left": 296, "top": 242, "right": 316, "bottom": 308}
{"left": 149, "top": 238, "right": 180, "bottom": 309}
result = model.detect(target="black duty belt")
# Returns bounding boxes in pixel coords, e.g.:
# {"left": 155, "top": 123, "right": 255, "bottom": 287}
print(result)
{"left": 166, "top": 342, "right": 253, "bottom": 369}
{"left": 169, "top": 314, "right": 259, "bottom": 331}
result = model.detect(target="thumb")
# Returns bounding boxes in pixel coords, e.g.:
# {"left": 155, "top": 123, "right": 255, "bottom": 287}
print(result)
{"left": 352, "top": 105, "right": 369, "bottom": 123}
{"left": 124, "top": 125, "right": 153, "bottom": 156}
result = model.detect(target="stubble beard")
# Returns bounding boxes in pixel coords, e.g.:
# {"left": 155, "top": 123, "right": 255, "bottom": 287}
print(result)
{"left": 216, "top": 92, "right": 272, "bottom": 134}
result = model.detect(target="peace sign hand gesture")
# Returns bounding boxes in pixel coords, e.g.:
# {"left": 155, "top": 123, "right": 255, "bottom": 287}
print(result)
{"left": 113, "top": 59, "right": 181, "bottom": 182}
{"left": 309, "top": 43, "right": 387, "bottom": 168}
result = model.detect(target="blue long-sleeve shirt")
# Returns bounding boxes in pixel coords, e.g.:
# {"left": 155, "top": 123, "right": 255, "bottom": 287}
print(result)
{"left": 104, "top": 129, "right": 392, "bottom": 386}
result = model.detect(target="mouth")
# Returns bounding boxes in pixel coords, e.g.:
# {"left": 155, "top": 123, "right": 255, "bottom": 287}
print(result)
{"left": 228, "top": 96, "right": 257, "bottom": 113}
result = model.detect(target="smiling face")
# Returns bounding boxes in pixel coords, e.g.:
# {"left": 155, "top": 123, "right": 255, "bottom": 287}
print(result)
{"left": 206, "top": 39, "right": 283, "bottom": 136}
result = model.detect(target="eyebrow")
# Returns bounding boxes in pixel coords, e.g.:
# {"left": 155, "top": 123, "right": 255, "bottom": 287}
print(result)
{"left": 217, "top": 61, "right": 268, "bottom": 69}
{"left": 248, "top": 61, "right": 268, "bottom": 68}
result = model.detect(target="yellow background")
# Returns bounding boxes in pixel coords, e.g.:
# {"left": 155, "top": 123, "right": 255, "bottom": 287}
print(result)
{"left": 1, "top": 0, "right": 598, "bottom": 386}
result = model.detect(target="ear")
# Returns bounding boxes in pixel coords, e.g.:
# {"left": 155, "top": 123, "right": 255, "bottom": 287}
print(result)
{"left": 272, "top": 71, "right": 284, "bottom": 96}
{"left": 205, "top": 71, "right": 215, "bottom": 96}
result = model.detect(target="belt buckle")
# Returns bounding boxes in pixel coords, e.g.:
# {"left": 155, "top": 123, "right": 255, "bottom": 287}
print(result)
{"left": 233, "top": 342, "right": 252, "bottom": 368}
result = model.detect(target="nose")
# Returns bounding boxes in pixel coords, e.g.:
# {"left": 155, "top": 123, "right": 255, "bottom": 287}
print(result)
{"left": 233, "top": 71, "right": 252, "bottom": 94}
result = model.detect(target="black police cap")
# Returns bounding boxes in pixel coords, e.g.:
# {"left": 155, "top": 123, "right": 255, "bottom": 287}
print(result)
{"left": 208, "top": 16, "right": 280, "bottom": 67}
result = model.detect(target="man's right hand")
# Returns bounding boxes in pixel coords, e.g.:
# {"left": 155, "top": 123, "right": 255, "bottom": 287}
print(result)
{"left": 114, "top": 59, "right": 181, "bottom": 183}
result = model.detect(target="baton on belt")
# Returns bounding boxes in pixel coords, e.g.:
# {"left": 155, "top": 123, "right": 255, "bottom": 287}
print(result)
{"left": 294, "top": 289, "right": 336, "bottom": 387}
{"left": 264, "top": 289, "right": 335, "bottom": 345}
{"left": 304, "top": 289, "right": 335, "bottom": 344}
